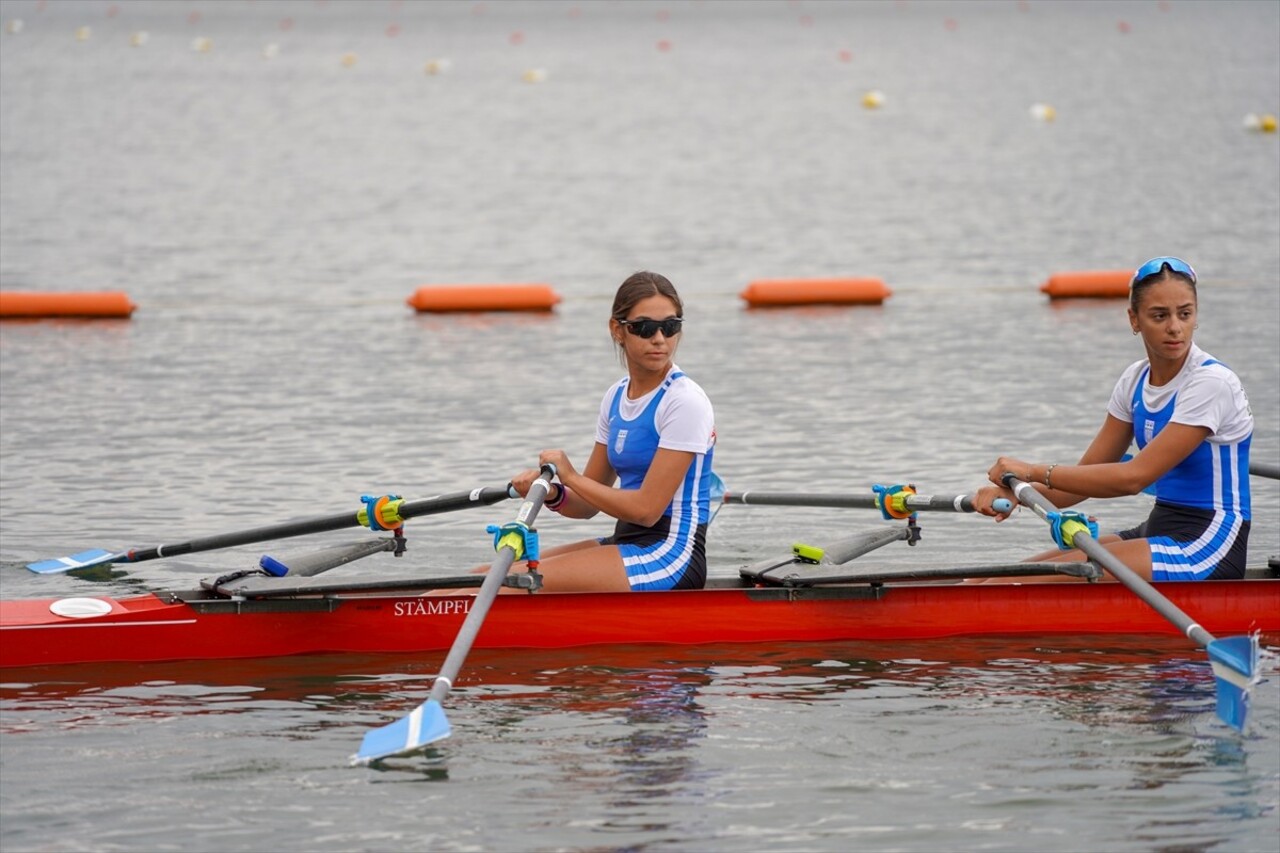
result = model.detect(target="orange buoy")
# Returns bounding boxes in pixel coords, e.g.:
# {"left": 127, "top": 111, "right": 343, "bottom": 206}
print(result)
{"left": 1039, "top": 270, "right": 1131, "bottom": 299}
{"left": 739, "top": 278, "right": 891, "bottom": 308}
{"left": 406, "top": 284, "right": 561, "bottom": 313}
{"left": 0, "top": 291, "right": 136, "bottom": 319}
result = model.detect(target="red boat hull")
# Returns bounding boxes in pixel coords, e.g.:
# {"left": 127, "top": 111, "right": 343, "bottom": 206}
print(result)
{"left": 3, "top": 578, "right": 1277, "bottom": 669}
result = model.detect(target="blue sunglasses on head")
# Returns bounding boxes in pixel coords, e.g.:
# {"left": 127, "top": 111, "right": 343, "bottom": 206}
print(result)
{"left": 1131, "top": 256, "right": 1197, "bottom": 287}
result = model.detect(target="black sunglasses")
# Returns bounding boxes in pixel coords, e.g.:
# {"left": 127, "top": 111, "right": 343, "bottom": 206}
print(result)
{"left": 618, "top": 316, "right": 683, "bottom": 338}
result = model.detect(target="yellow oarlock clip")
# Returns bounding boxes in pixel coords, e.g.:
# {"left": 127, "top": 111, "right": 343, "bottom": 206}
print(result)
{"left": 792, "top": 543, "right": 825, "bottom": 564}
{"left": 496, "top": 529, "right": 527, "bottom": 561}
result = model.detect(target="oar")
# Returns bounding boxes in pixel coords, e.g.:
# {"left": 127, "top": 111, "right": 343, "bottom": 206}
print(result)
{"left": 26, "top": 486, "right": 515, "bottom": 574}
{"left": 723, "top": 489, "right": 1012, "bottom": 514}
{"left": 1250, "top": 460, "right": 1279, "bottom": 480}
{"left": 1002, "top": 474, "right": 1259, "bottom": 732}
{"left": 351, "top": 465, "right": 556, "bottom": 766}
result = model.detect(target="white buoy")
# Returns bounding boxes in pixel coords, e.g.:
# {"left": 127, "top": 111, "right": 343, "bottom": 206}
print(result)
{"left": 1030, "top": 103, "right": 1056, "bottom": 122}
{"left": 6, "top": 19, "right": 23, "bottom": 34}
{"left": 263, "top": 42, "right": 280, "bottom": 59}
{"left": 75, "top": 25, "right": 92, "bottom": 41}
{"left": 190, "top": 36, "right": 212, "bottom": 53}
{"left": 130, "top": 30, "right": 149, "bottom": 47}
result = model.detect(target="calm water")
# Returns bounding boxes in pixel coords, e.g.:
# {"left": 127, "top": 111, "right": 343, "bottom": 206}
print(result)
{"left": 1, "top": 0, "right": 1278, "bottom": 850}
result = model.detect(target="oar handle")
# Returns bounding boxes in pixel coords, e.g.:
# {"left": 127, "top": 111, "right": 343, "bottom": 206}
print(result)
{"left": 1000, "top": 474, "right": 1217, "bottom": 649}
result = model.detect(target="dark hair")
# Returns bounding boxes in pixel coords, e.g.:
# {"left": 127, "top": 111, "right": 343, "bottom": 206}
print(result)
{"left": 611, "top": 271, "right": 683, "bottom": 321}
{"left": 1129, "top": 266, "right": 1197, "bottom": 311}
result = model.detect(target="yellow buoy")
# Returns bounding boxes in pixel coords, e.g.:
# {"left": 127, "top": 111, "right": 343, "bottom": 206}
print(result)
{"left": 190, "top": 36, "right": 212, "bottom": 53}
{"left": 522, "top": 68, "right": 547, "bottom": 83}
{"left": 341, "top": 52, "right": 358, "bottom": 68}
{"left": 861, "top": 90, "right": 884, "bottom": 109}
{"left": 1261, "top": 114, "right": 1278, "bottom": 133}
{"left": 75, "top": 25, "right": 91, "bottom": 42}
{"left": 424, "top": 58, "right": 452, "bottom": 75}
{"left": 130, "top": 31, "right": 149, "bottom": 47}
{"left": 6, "top": 19, "right": 23, "bottom": 34}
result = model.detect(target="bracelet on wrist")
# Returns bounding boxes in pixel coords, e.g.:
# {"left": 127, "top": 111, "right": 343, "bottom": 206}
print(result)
{"left": 1045, "top": 464, "right": 1058, "bottom": 490}
{"left": 545, "top": 483, "right": 568, "bottom": 511}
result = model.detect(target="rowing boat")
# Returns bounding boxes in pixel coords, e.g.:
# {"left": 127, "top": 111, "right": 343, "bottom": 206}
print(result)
{"left": 4, "top": 560, "right": 1276, "bottom": 669}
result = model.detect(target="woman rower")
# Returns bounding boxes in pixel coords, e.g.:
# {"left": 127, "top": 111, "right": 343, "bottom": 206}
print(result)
{"left": 974, "top": 256, "right": 1253, "bottom": 582}
{"left": 504, "top": 270, "right": 717, "bottom": 592}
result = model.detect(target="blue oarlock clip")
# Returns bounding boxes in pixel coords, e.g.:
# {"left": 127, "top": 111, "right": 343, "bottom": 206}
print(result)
{"left": 1046, "top": 510, "right": 1099, "bottom": 550}
{"left": 486, "top": 521, "right": 540, "bottom": 564}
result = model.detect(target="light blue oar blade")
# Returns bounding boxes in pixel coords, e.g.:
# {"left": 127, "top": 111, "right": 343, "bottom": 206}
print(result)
{"left": 350, "top": 699, "right": 451, "bottom": 766}
{"left": 1206, "top": 635, "right": 1260, "bottom": 732}
{"left": 27, "top": 549, "right": 118, "bottom": 574}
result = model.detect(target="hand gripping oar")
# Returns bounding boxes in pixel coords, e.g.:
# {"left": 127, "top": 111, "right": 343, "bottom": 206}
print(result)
{"left": 351, "top": 465, "right": 556, "bottom": 766}
{"left": 26, "top": 486, "right": 515, "bottom": 574}
{"left": 1002, "top": 475, "right": 1259, "bottom": 732}
{"left": 724, "top": 485, "right": 1012, "bottom": 515}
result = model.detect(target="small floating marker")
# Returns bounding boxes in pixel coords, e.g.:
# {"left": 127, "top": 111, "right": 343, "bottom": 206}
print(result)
{"left": 861, "top": 90, "right": 884, "bottom": 109}
{"left": 0, "top": 291, "right": 137, "bottom": 319}
{"left": 522, "top": 67, "right": 547, "bottom": 83}
{"left": 263, "top": 42, "right": 280, "bottom": 59}
{"left": 190, "top": 36, "right": 212, "bottom": 53}
{"left": 424, "top": 58, "right": 452, "bottom": 75}
{"left": 1243, "top": 113, "right": 1277, "bottom": 133}
{"left": 656, "top": 39, "right": 671, "bottom": 52}
{"left": 75, "top": 25, "right": 91, "bottom": 41}
{"left": 6, "top": 19, "right": 23, "bottom": 34}
{"left": 407, "top": 284, "right": 561, "bottom": 313}
{"left": 509, "top": 31, "right": 524, "bottom": 45}
{"left": 130, "top": 30, "right": 149, "bottom": 47}
{"left": 739, "top": 278, "right": 891, "bottom": 308}
{"left": 1039, "top": 270, "right": 1130, "bottom": 299}
{"left": 1030, "top": 103, "right": 1056, "bottom": 122}
{"left": 279, "top": 17, "right": 294, "bottom": 31}
{"left": 1117, "top": 20, "right": 1131, "bottom": 34}
{"left": 943, "top": 17, "right": 958, "bottom": 31}
{"left": 106, "top": 4, "right": 120, "bottom": 17}
{"left": 187, "top": 11, "right": 202, "bottom": 25}
{"left": 837, "top": 49, "right": 852, "bottom": 63}
{"left": 341, "top": 51, "right": 358, "bottom": 68}
{"left": 385, "top": 23, "right": 400, "bottom": 38}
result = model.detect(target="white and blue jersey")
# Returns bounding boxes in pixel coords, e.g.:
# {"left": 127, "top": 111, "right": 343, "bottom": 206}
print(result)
{"left": 595, "top": 366, "right": 716, "bottom": 591}
{"left": 1107, "top": 344, "right": 1253, "bottom": 580}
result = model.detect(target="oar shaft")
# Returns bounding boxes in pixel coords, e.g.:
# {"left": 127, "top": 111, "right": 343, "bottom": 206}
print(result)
{"left": 724, "top": 490, "right": 985, "bottom": 512}
{"left": 1004, "top": 477, "right": 1217, "bottom": 649}
{"left": 426, "top": 473, "right": 553, "bottom": 708}
{"left": 121, "top": 486, "right": 514, "bottom": 564}
{"left": 1250, "top": 460, "right": 1279, "bottom": 480}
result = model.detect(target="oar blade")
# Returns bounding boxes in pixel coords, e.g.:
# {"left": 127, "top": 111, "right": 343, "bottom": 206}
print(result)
{"left": 350, "top": 699, "right": 451, "bottom": 766}
{"left": 1206, "top": 634, "right": 1260, "bottom": 732}
{"left": 26, "top": 548, "right": 118, "bottom": 574}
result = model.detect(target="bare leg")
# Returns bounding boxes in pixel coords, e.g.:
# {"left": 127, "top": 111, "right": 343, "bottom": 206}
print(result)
{"left": 967, "top": 535, "right": 1155, "bottom": 583}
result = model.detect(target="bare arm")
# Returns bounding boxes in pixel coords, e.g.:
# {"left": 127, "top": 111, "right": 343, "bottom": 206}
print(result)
{"left": 543, "top": 444, "right": 695, "bottom": 527}
{"left": 988, "top": 414, "right": 1210, "bottom": 503}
